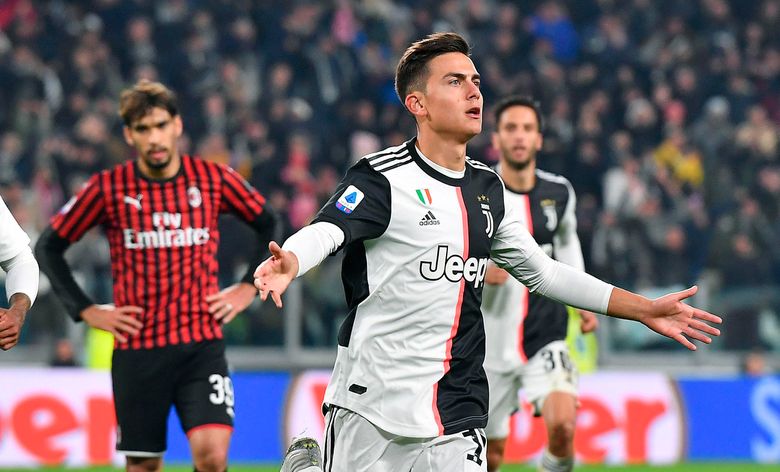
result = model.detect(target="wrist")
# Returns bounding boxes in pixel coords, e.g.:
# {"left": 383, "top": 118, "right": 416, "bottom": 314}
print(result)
{"left": 9, "top": 293, "right": 31, "bottom": 313}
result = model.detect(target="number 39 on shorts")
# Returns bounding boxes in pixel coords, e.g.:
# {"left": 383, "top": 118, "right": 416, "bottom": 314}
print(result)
{"left": 209, "top": 374, "right": 235, "bottom": 417}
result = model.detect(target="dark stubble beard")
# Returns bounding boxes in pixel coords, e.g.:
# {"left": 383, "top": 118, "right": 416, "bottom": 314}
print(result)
{"left": 143, "top": 150, "right": 171, "bottom": 170}
{"left": 502, "top": 148, "right": 536, "bottom": 171}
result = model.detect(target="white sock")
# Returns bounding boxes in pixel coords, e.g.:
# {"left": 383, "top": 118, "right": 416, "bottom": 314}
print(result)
{"left": 539, "top": 449, "right": 573, "bottom": 472}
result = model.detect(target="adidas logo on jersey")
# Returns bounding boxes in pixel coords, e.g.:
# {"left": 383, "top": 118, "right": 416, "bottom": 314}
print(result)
{"left": 419, "top": 210, "right": 441, "bottom": 226}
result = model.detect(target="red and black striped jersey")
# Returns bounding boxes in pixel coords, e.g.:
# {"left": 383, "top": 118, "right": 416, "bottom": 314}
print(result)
{"left": 49, "top": 155, "right": 268, "bottom": 350}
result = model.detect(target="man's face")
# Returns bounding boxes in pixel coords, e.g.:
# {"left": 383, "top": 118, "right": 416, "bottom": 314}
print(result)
{"left": 123, "top": 107, "right": 182, "bottom": 172}
{"left": 492, "top": 105, "right": 543, "bottom": 170}
{"left": 415, "top": 52, "right": 483, "bottom": 141}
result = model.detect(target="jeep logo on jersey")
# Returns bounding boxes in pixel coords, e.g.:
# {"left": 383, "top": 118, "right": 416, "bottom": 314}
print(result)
{"left": 419, "top": 245, "right": 488, "bottom": 288}
{"left": 335, "top": 185, "right": 364, "bottom": 214}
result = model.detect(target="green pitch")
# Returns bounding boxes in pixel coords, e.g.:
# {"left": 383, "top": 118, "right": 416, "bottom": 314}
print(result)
{"left": 1, "top": 464, "right": 772, "bottom": 471}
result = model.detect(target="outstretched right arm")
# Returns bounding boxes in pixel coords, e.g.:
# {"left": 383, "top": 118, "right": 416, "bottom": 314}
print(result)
{"left": 254, "top": 158, "right": 391, "bottom": 307}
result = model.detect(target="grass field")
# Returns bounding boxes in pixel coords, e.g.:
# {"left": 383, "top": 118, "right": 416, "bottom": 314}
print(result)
{"left": 1, "top": 464, "right": 772, "bottom": 471}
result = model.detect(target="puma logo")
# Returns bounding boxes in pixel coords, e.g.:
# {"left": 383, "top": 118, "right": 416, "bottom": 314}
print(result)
{"left": 123, "top": 194, "right": 143, "bottom": 211}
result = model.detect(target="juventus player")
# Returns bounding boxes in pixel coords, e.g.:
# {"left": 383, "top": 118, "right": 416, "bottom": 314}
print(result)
{"left": 482, "top": 96, "right": 597, "bottom": 472}
{"left": 257, "top": 33, "right": 721, "bottom": 472}
{"left": 35, "top": 81, "right": 279, "bottom": 472}
{"left": 0, "top": 195, "right": 39, "bottom": 351}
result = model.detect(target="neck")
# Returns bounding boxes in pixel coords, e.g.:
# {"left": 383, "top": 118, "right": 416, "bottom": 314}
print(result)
{"left": 501, "top": 159, "right": 536, "bottom": 192}
{"left": 416, "top": 127, "right": 468, "bottom": 171}
{"left": 138, "top": 153, "right": 181, "bottom": 180}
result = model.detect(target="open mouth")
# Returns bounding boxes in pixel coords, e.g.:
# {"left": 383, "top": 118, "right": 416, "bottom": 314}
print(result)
{"left": 466, "top": 107, "right": 481, "bottom": 118}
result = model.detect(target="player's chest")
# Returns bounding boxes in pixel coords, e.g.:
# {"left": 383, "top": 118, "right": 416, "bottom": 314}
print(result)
{"left": 104, "top": 180, "right": 218, "bottom": 230}
{"left": 505, "top": 191, "right": 565, "bottom": 245}
{"left": 387, "top": 181, "right": 499, "bottom": 257}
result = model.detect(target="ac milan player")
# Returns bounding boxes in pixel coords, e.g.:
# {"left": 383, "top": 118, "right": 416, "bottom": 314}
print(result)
{"left": 35, "top": 80, "right": 279, "bottom": 472}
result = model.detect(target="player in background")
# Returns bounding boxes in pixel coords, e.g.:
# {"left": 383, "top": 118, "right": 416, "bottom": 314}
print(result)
{"left": 0, "top": 195, "right": 39, "bottom": 350}
{"left": 256, "top": 32, "right": 721, "bottom": 472}
{"left": 35, "top": 80, "right": 279, "bottom": 472}
{"left": 482, "top": 96, "right": 597, "bottom": 472}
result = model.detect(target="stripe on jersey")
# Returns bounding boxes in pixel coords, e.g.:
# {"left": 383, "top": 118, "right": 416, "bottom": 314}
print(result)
{"left": 433, "top": 187, "right": 470, "bottom": 435}
{"left": 517, "top": 194, "right": 533, "bottom": 363}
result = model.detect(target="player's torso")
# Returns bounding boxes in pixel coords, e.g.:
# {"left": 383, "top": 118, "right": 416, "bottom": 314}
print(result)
{"left": 326, "top": 144, "right": 505, "bottom": 437}
{"left": 483, "top": 170, "right": 572, "bottom": 367}
{"left": 102, "top": 162, "right": 219, "bottom": 251}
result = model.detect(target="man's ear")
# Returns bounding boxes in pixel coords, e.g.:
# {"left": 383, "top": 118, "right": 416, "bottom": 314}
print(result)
{"left": 405, "top": 91, "right": 426, "bottom": 118}
{"left": 173, "top": 115, "right": 183, "bottom": 137}
{"left": 123, "top": 126, "right": 133, "bottom": 146}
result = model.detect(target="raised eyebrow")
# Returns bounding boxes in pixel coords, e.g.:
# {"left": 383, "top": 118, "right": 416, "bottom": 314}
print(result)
{"left": 443, "top": 72, "right": 481, "bottom": 82}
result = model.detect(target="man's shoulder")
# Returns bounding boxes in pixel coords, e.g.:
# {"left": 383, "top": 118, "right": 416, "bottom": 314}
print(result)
{"left": 358, "top": 141, "right": 413, "bottom": 173}
{"left": 535, "top": 168, "right": 572, "bottom": 187}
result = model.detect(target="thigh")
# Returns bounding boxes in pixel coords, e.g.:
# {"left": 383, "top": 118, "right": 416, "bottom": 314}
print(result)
{"left": 174, "top": 340, "right": 235, "bottom": 434}
{"left": 484, "top": 368, "right": 521, "bottom": 440}
{"left": 413, "top": 428, "right": 487, "bottom": 472}
{"left": 323, "top": 406, "right": 421, "bottom": 472}
{"left": 523, "top": 340, "right": 579, "bottom": 416}
{"left": 112, "top": 348, "right": 177, "bottom": 456}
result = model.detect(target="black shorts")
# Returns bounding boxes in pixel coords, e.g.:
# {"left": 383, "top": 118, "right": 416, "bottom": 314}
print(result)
{"left": 111, "top": 339, "right": 234, "bottom": 456}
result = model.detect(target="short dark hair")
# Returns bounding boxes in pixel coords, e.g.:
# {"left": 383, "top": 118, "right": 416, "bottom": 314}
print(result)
{"left": 118, "top": 80, "right": 179, "bottom": 126}
{"left": 395, "top": 32, "right": 471, "bottom": 105}
{"left": 494, "top": 95, "right": 545, "bottom": 133}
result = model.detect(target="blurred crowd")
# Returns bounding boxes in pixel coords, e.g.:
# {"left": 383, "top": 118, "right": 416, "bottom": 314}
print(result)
{"left": 1, "top": 0, "right": 779, "bottom": 352}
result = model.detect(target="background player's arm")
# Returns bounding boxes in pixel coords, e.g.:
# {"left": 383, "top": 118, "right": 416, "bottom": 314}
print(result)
{"left": 208, "top": 165, "right": 283, "bottom": 322}
{"left": 35, "top": 227, "right": 143, "bottom": 342}
{"left": 491, "top": 201, "right": 721, "bottom": 350}
{"left": 34, "top": 176, "right": 143, "bottom": 340}
{"left": 554, "top": 181, "right": 598, "bottom": 332}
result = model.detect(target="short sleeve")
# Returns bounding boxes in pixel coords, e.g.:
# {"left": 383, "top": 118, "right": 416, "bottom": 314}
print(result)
{"left": 313, "top": 159, "right": 391, "bottom": 247}
{"left": 218, "top": 164, "right": 267, "bottom": 222}
{"left": 50, "top": 173, "right": 106, "bottom": 242}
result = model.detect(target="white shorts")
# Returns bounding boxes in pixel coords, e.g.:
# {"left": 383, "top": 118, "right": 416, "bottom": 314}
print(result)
{"left": 323, "top": 406, "right": 487, "bottom": 472}
{"left": 485, "top": 340, "right": 578, "bottom": 439}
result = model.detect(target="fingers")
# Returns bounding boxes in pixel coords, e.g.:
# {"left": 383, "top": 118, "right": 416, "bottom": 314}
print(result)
{"left": 212, "top": 302, "right": 234, "bottom": 322}
{"left": 117, "top": 305, "right": 144, "bottom": 314}
{"left": 675, "top": 285, "right": 698, "bottom": 301}
{"left": 205, "top": 292, "right": 222, "bottom": 303}
{"left": 269, "top": 241, "right": 282, "bottom": 258}
{"left": 684, "top": 326, "right": 712, "bottom": 345}
{"left": 672, "top": 332, "right": 696, "bottom": 351}
{"left": 221, "top": 306, "right": 240, "bottom": 324}
{"left": 689, "top": 318, "right": 721, "bottom": 337}
{"left": 111, "top": 329, "right": 128, "bottom": 344}
{"left": 693, "top": 309, "right": 722, "bottom": 325}
{"left": 271, "top": 290, "right": 283, "bottom": 308}
{"left": 116, "top": 311, "right": 144, "bottom": 330}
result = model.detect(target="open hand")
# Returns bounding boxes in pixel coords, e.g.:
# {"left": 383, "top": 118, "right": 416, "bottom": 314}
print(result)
{"left": 640, "top": 286, "right": 722, "bottom": 350}
{"left": 253, "top": 241, "right": 299, "bottom": 308}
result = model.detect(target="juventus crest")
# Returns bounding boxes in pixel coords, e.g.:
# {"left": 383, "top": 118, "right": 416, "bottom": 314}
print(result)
{"left": 478, "top": 195, "right": 494, "bottom": 237}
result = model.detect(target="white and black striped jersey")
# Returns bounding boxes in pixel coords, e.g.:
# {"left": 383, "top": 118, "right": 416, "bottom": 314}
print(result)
{"left": 482, "top": 169, "right": 583, "bottom": 372}
{"left": 311, "top": 138, "right": 582, "bottom": 438}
